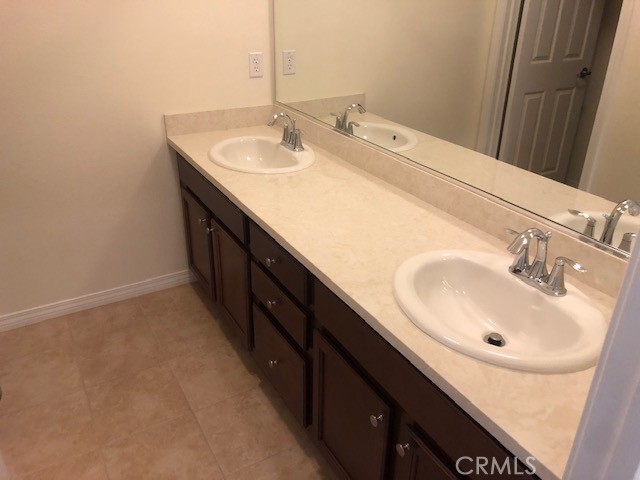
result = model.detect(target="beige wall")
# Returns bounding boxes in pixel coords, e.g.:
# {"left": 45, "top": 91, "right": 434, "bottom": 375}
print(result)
{"left": 275, "top": 0, "right": 498, "bottom": 149}
{"left": 0, "top": 1, "right": 272, "bottom": 315}
{"left": 582, "top": 0, "right": 640, "bottom": 201}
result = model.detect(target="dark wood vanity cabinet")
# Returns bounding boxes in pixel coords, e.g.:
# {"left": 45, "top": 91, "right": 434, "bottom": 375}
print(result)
{"left": 178, "top": 156, "right": 250, "bottom": 347}
{"left": 175, "top": 152, "right": 538, "bottom": 480}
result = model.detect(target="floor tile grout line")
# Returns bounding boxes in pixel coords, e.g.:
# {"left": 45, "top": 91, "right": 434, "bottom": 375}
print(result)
{"left": 0, "top": 316, "right": 74, "bottom": 373}
{"left": 190, "top": 405, "right": 228, "bottom": 479}
{"left": 6, "top": 387, "right": 99, "bottom": 479}
{"left": 0, "top": 316, "right": 83, "bottom": 420}
{"left": 83, "top": 365, "right": 194, "bottom": 448}
{"left": 191, "top": 382, "right": 307, "bottom": 479}
{"left": 225, "top": 443, "right": 299, "bottom": 479}
{"left": 191, "top": 385, "right": 267, "bottom": 479}
{"left": 172, "top": 351, "right": 257, "bottom": 480}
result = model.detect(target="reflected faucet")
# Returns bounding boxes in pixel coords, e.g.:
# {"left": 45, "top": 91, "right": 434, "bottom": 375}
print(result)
{"left": 599, "top": 199, "right": 640, "bottom": 245}
{"left": 267, "top": 112, "right": 304, "bottom": 151}
{"left": 331, "top": 103, "right": 366, "bottom": 134}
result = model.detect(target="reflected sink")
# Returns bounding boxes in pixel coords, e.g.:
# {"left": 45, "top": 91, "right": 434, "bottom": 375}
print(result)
{"left": 208, "top": 136, "right": 315, "bottom": 174}
{"left": 351, "top": 122, "right": 418, "bottom": 153}
{"left": 550, "top": 210, "right": 640, "bottom": 249}
{"left": 393, "top": 250, "right": 607, "bottom": 373}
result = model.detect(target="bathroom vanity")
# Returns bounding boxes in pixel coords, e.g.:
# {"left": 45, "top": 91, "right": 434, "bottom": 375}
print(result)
{"left": 167, "top": 118, "right": 615, "bottom": 480}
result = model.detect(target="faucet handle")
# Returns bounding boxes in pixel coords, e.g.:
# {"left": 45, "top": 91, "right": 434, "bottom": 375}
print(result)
{"left": 618, "top": 232, "right": 637, "bottom": 253}
{"left": 505, "top": 229, "right": 530, "bottom": 273}
{"left": 290, "top": 129, "right": 305, "bottom": 152}
{"left": 330, "top": 112, "right": 343, "bottom": 129}
{"left": 268, "top": 113, "right": 293, "bottom": 145}
{"left": 546, "top": 257, "right": 586, "bottom": 297}
{"left": 568, "top": 210, "right": 597, "bottom": 237}
{"left": 553, "top": 256, "right": 587, "bottom": 273}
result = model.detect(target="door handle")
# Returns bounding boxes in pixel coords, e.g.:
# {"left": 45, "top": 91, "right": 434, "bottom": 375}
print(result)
{"left": 577, "top": 67, "right": 592, "bottom": 79}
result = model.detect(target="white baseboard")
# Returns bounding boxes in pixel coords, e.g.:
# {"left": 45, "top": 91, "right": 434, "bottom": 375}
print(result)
{"left": 0, "top": 270, "right": 196, "bottom": 332}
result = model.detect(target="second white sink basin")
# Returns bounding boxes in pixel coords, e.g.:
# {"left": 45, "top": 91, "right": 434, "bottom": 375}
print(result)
{"left": 393, "top": 250, "right": 607, "bottom": 373}
{"left": 351, "top": 122, "right": 418, "bottom": 153}
{"left": 208, "top": 136, "right": 315, "bottom": 174}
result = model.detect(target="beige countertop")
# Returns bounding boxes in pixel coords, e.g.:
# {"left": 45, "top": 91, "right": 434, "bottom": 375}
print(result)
{"left": 168, "top": 125, "right": 616, "bottom": 480}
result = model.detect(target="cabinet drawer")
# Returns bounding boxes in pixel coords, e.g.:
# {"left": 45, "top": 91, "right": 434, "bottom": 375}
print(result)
{"left": 177, "top": 155, "right": 246, "bottom": 243}
{"left": 252, "top": 305, "right": 307, "bottom": 426}
{"left": 251, "top": 262, "right": 308, "bottom": 350}
{"left": 249, "top": 222, "right": 308, "bottom": 304}
{"left": 314, "top": 279, "right": 536, "bottom": 480}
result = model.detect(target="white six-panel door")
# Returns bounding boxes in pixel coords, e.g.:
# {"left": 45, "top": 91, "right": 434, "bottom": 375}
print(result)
{"left": 499, "top": 0, "right": 606, "bottom": 182}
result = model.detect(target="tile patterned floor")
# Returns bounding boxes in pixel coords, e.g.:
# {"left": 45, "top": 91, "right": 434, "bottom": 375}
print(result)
{"left": 0, "top": 284, "right": 336, "bottom": 480}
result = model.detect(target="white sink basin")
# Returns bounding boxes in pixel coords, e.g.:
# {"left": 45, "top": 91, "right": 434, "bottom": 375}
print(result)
{"left": 351, "top": 122, "right": 418, "bottom": 153}
{"left": 208, "top": 136, "right": 315, "bottom": 174}
{"left": 550, "top": 210, "right": 639, "bottom": 249}
{"left": 393, "top": 250, "right": 607, "bottom": 373}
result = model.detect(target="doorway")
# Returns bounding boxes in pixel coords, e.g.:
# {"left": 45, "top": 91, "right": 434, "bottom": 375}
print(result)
{"left": 478, "top": 0, "right": 622, "bottom": 187}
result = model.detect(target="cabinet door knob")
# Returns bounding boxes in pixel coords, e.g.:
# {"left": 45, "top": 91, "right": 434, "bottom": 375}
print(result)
{"left": 265, "top": 257, "right": 277, "bottom": 267}
{"left": 369, "top": 414, "right": 384, "bottom": 427}
{"left": 266, "top": 299, "right": 278, "bottom": 309}
{"left": 396, "top": 443, "right": 410, "bottom": 457}
{"left": 206, "top": 227, "right": 216, "bottom": 234}
{"left": 198, "top": 218, "right": 207, "bottom": 224}
{"left": 268, "top": 359, "right": 279, "bottom": 369}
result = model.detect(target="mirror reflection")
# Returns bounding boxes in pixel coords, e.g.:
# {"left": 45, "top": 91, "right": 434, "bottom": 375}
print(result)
{"left": 274, "top": 0, "right": 639, "bottom": 256}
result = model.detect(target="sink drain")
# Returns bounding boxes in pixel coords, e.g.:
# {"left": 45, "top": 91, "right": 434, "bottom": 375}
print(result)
{"left": 484, "top": 332, "right": 506, "bottom": 347}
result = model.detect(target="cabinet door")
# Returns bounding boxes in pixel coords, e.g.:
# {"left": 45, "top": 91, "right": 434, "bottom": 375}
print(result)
{"left": 181, "top": 188, "right": 213, "bottom": 296}
{"left": 392, "top": 421, "right": 458, "bottom": 480}
{"left": 212, "top": 217, "right": 250, "bottom": 345}
{"left": 313, "top": 332, "right": 391, "bottom": 480}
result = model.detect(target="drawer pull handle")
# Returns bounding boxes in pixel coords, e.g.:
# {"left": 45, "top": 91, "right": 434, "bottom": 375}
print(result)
{"left": 265, "top": 257, "right": 277, "bottom": 267}
{"left": 266, "top": 299, "right": 278, "bottom": 309}
{"left": 269, "top": 359, "right": 279, "bottom": 369}
{"left": 396, "top": 443, "right": 410, "bottom": 457}
{"left": 369, "top": 414, "right": 384, "bottom": 427}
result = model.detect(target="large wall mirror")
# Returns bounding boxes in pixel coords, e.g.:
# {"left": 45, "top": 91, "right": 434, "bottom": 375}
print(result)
{"left": 273, "top": 0, "right": 639, "bottom": 258}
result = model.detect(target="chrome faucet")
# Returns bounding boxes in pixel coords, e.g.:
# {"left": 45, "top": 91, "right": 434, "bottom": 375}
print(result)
{"left": 599, "top": 199, "right": 640, "bottom": 245}
{"left": 267, "top": 112, "right": 304, "bottom": 151}
{"left": 506, "top": 228, "right": 586, "bottom": 296}
{"left": 507, "top": 228, "right": 551, "bottom": 280}
{"left": 331, "top": 103, "right": 366, "bottom": 134}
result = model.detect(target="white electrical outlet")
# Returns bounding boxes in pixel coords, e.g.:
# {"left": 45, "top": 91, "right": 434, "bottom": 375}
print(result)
{"left": 283, "top": 50, "right": 296, "bottom": 75}
{"left": 249, "top": 52, "right": 263, "bottom": 78}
